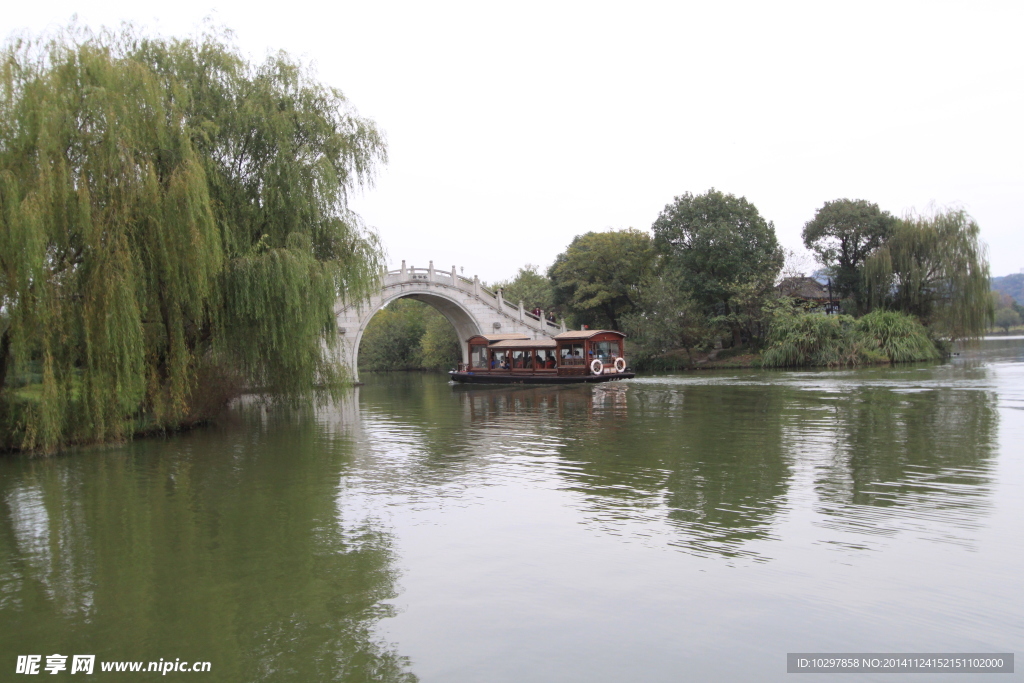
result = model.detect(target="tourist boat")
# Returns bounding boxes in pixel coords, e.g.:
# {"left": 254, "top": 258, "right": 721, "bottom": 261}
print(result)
{"left": 448, "top": 329, "right": 635, "bottom": 384}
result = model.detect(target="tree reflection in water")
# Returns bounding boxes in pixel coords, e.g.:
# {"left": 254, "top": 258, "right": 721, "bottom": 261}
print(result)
{"left": 0, "top": 413, "right": 416, "bottom": 683}
{"left": 342, "top": 373, "right": 998, "bottom": 562}
{"left": 448, "top": 381, "right": 791, "bottom": 562}
{"left": 807, "top": 384, "right": 998, "bottom": 548}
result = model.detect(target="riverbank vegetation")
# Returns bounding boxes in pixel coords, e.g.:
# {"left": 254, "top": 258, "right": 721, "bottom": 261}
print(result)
{"left": 760, "top": 309, "right": 940, "bottom": 368}
{"left": 0, "top": 26, "right": 385, "bottom": 451}
{"left": 360, "top": 191, "right": 990, "bottom": 375}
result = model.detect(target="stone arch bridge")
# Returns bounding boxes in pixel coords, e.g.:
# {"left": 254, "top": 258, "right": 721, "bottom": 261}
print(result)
{"left": 334, "top": 261, "right": 566, "bottom": 382}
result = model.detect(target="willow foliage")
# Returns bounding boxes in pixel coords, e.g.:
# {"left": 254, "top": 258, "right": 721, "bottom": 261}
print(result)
{"left": 0, "top": 26, "right": 385, "bottom": 451}
{"left": 863, "top": 209, "right": 990, "bottom": 341}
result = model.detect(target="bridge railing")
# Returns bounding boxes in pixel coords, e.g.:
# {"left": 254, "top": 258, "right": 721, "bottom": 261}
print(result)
{"left": 385, "top": 266, "right": 463, "bottom": 287}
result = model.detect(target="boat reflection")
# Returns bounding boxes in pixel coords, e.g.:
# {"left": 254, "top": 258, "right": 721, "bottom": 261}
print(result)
{"left": 453, "top": 382, "right": 629, "bottom": 422}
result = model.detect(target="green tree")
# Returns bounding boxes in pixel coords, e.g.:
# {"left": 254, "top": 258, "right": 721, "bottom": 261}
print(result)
{"left": 863, "top": 209, "right": 991, "bottom": 341}
{"left": 802, "top": 199, "right": 897, "bottom": 313}
{"left": 0, "top": 26, "right": 385, "bottom": 451}
{"left": 652, "top": 189, "right": 783, "bottom": 346}
{"left": 358, "top": 300, "right": 428, "bottom": 371}
{"left": 418, "top": 310, "right": 461, "bottom": 371}
{"left": 491, "top": 265, "right": 554, "bottom": 313}
{"left": 993, "top": 307, "right": 1021, "bottom": 333}
{"left": 358, "top": 299, "right": 460, "bottom": 372}
{"left": 619, "top": 271, "right": 716, "bottom": 361}
{"left": 548, "top": 229, "right": 654, "bottom": 330}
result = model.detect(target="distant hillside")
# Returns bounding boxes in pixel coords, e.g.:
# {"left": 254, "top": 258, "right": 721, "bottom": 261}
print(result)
{"left": 992, "top": 273, "right": 1024, "bottom": 304}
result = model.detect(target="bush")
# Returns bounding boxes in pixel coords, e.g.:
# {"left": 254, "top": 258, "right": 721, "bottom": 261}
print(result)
{"left": 854, "top": 310, "right": 940, "bottom": 362}
{"left": 761, "top": 305, "right": 941, "bottom": 368}
{"left": 761, "top": 311, "right": 883, "bottom": 368}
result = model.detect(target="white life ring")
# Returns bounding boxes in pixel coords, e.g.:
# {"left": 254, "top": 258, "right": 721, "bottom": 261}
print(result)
{"left": 590, "top": 359, "right": 603, "bottom": 375}
{"left": 614, "top": 357, "right": 627, "bottom": 372}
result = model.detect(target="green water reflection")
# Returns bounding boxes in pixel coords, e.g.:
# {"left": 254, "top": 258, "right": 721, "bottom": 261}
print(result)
{"left": 421, "top": 370, "right": 997, "bottom": 559}
{"left": 0, "top": 419, "right": 415, "bottom": 682}
{"left": 1, "top": 340, "right": 1019, "bottom": 682}
{"left": 811, "top": 382, "right": 997, "bottom": 547}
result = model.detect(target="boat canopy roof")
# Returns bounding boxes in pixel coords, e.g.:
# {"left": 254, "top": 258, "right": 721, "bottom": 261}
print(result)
{"left": 468, "top": 334, "right": 530, "bottom": 342}
{"left": 553, "top": 329, "right": 625, "bottom": 340}
{"left": 487, "top": 338, "right": 558, "bottom": 349}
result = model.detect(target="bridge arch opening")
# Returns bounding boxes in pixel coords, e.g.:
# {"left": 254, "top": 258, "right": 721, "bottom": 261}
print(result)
{"left": 350, "top": 291, "right": 482, "bottom": 379}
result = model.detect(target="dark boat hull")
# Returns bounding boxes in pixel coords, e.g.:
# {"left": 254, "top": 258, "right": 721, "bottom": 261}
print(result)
{"left": 448, "top": 371, "right": 635, "bottom": 384}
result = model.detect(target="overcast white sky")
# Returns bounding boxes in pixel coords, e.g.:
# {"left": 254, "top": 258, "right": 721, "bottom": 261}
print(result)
{"left": 6, "top": 1, "right": 1023, "bottom": 281}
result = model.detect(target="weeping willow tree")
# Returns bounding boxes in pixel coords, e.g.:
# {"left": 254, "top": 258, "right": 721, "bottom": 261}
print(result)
{"left": 863, "top": 209, "right": 991, "bottom": 341}
{"left": 0, "top": 25, "right": 386, "bottom": 451}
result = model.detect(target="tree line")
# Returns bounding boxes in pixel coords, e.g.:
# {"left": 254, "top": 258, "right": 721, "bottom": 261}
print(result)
{"left": 362, "top": 189, "right": 992, "bottom": 373}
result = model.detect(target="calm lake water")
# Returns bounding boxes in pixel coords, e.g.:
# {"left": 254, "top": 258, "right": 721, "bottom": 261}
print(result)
{"left": 2, "top": 338, "right": 1022, "bottom": 681}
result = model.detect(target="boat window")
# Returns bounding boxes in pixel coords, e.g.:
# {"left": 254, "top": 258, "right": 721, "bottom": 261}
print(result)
{"left": 536, "top": 349, "right": 555, "bottom": 369}
{"left": 592, "top": 341, "right": 621, "bottom": 361}
{"left": 471, "top": 345, "right": 489, "bottom": 369}
{"left": 512, "top": 350, "right": 529, "bottom": 369}
{"left": 560, "top": 343, "right": 585, "bottom": 365}
{"left": 491, "top": 350, "right": 509, "bottom": 369}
